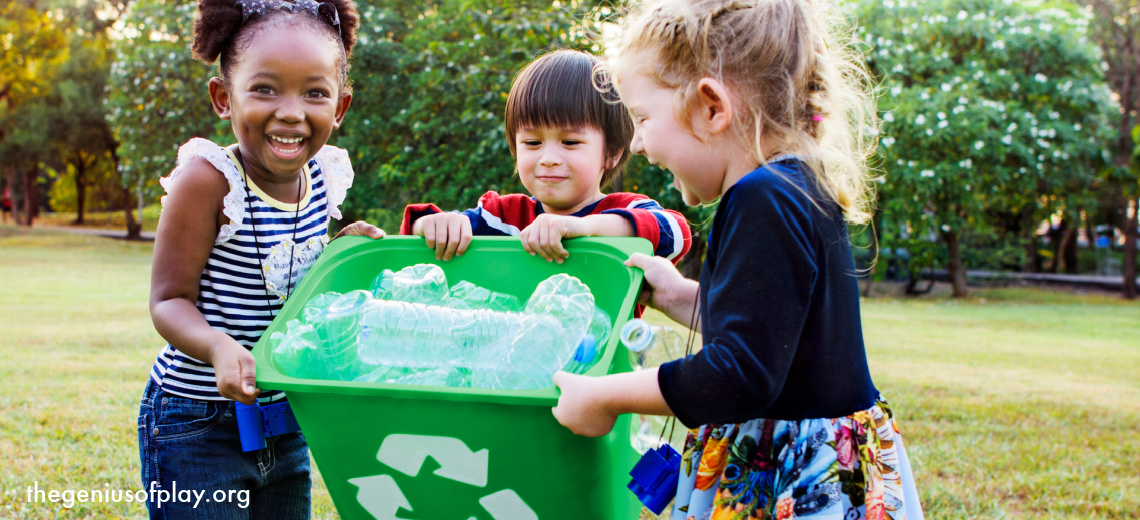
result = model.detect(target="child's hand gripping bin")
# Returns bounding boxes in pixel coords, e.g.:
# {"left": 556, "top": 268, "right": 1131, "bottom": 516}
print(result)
{"left": 252, "top": 236, "right": 652, "bottom": 520}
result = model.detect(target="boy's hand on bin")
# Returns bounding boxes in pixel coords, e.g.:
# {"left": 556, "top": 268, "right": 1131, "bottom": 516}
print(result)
{"left": 413, "top": 213, "right": 472, "bottom": 261}
{"left": 213, "top": 341, "right": 261, "bottom": 405}
{"left": 520, "top": 214, "right": 580, "bottom": 264}
{"left": 551, "top": 371, "right": 618, "bottom": 437}
{"left": 333, "top": 220, "right": 386, "bottom": 240}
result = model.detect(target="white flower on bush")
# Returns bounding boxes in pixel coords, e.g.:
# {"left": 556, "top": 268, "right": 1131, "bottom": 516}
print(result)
{"left": 1002, "top": 135, "right": 1013, "bottom": 145}
{"left": 915, "top": 114, "right": 926, "bottom": 125}
{"left": 1035, "top": 73, "right": 1048, "bottom": 83}
{"left": 921, "top": 169, "right": 936, "bottom": 178}
{"left": 881, "top": 136, "right": 896, "bottom": 147}
{"left": 975, "top": 140, "right": 985, "bottom": 150}
{"left": 939, "top": 120, "right": 949, "bottom": 128}
{"left": 883, "top": 111, "right": 895, "bottom": 122}
{"left": 959, "top": 96, "right": 970, "bottom": 105}
{"left": 891, "top": 86, "right": 903, "bottom": 97}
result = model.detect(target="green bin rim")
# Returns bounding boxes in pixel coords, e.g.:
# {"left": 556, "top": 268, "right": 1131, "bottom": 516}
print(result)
{"left": 252, "top": 235, "right": 650, "bottom": 407}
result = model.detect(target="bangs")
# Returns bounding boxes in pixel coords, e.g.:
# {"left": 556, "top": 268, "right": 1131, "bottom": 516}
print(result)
{"left": 504, "top": 49, "right": 634, "bottom": 188}
{"left": 506, "top": 51, "right": 621, "bottom": 140}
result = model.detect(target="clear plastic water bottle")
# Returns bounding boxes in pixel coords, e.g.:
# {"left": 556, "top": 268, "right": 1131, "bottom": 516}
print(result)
{"left": 371, "top": 264, "right": 449, "bottom": 304}
{"left": 310, "top": 290, "right": 371, "bottom": 380}
{"left": 273, "top": 266, "right": 602, "bottom": 390}
{"left": 356, "top": 299, "right": 589, "bottom": 389}
{"left": 620, "top": 318, "right": 688, "bottom": 453}
{"left": 270, "top": 319, "right": 321, "bottom": 379}
{"left": 448, "top": 280, "right": 522, "bottom": 312}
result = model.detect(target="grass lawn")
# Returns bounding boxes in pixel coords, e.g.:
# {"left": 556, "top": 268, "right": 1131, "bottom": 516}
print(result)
{"left": 1, "top": 225, "right": 1137, "bottom": 519}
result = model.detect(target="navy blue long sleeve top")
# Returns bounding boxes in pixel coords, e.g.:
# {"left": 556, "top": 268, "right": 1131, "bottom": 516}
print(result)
{"left": 657, "top": 158, "right": 879, "bottom": 427}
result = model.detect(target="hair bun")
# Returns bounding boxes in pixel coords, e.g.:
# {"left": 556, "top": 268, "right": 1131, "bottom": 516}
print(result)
{"left": 192, "top": 0, "right": 244, "bottom": 63}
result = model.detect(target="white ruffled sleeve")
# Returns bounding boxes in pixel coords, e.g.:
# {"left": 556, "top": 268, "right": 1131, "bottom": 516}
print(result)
{"left": 313, "top": 145, "right": 354, "bottom": 221}
{"left": 158, "top": 137, "right": 247, "bottom": 245}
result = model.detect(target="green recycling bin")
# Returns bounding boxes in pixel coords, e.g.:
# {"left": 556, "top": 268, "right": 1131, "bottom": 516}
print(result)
{"left": 252, "top": 236, "right": 651, "bottom": 519}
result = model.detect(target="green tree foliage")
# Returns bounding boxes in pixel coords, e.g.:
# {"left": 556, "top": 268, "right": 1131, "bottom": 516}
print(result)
{"left": 1082, "top": 0, "right": 1139, "bottom": 298}
{"left": 334, "top": 0, "right": 609, "bottom": 229}
{"left": 853, "top": 0, "right": 1118, "bottom": 296}
{"left": 41, "top": 0, "right": 124, "bottom": 224}
{"left": 0, "top": 0, "right": 68, "bottom": 225}
{"left": 105, "top": 0, "right": 225, "bottom": 235}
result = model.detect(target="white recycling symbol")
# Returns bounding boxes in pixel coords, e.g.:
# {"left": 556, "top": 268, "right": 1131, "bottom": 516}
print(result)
{"left": 348, "top": 434, "right": 538, "bottom": 520}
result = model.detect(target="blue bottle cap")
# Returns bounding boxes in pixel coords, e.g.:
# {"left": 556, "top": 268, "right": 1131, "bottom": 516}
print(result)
{"left": 573, "top": 334, "right": 597, "bottom": 364}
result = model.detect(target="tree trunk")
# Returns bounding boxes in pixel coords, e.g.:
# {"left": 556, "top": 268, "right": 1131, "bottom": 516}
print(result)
{"left": 942, "top": 229, "right": 968, "bottom": 298}
{"left": 1047, "top": 220, "right": 1067, "bottom": 273}
{"left": 74, "top": 152, "right": 87, "bottom": 225}
{"left": 122, "top": 183, "right": 141, "bottom": 240}
{"left": 1061, "top": 227, "right": 1079, "bottom": 274}
{"left": 1022, "top": 233, "right": 1039, "bottom": 273}
{"left": 1123, "top": 198, "right": 1138, "bottom": 299}
{"left": 6, "top": 166, "right": 20, "bottom": 225}
{"left": 22, "top": 164, "right": 38, "bottom": 227}
{"left": 1019, "top": 207, "right": 1041, "bottom": 273}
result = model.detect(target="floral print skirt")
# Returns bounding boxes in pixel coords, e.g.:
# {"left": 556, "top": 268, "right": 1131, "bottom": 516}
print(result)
{"left": 670, "top": 397, "right": 923, "bottom": 520}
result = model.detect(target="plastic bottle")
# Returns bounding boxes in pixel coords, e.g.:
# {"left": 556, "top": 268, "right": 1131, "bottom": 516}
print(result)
{"left": 448, "top": 280, "right": 522, "bottom": 312}
{"left": 356, "top": 299, "right": 589, "bottom": 389}
{"left": 370, "top": 264, "right": 450, "bottom": 304}
{"left": 278, "top": 268, "right": 600, "bottom": 389}
{"left": 308, "top": 290, "right": 371, "bottom": 380}
{"left": 620, "top": 318, "right": 688, "bottom": 453}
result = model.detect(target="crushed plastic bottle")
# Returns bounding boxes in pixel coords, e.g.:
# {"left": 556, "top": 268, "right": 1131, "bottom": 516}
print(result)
{"left": 308, "top": 290, "right": 371, "bottom": 380}
{"left": 448, "top": 280, "right": 522, "bottom": 312}
{"left": 269, "top": 320, "right": 322, "bottom": 379}
{"left": 620, "top": 318, "right": 689, "bottom": 453}
{"left": 272, "top": 265, "right": 605, "bottom": 390}
{"left": 370, "top": 264, "right": 449, "bottom": 304}
{"left": 357, "top": 297, "right": 590, "bottom": 390}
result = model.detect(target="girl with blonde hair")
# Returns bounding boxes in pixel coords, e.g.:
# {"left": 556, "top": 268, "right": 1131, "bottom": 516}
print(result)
{"left": 552, "top": 0, "right": 923, "bottom": 518}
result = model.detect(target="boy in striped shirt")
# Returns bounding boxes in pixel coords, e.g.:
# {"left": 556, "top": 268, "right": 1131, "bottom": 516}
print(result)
{"left": 400, "top": 50, "right": 691, "bottom": 264}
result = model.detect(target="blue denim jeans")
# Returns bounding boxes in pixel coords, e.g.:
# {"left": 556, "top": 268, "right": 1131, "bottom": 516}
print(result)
{"left": 138, "top": 379, "right": 311, "bottom": 520}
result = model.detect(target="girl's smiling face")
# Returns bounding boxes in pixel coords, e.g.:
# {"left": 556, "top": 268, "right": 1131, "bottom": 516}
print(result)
{"left": 210, "top": 22, "right": 350, "bottom": 190}
{"left": 618, "top": 67, "right": 720, "bottom": 206}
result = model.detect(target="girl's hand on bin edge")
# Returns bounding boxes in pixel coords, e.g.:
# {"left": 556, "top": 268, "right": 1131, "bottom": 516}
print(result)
{"left": 333, "top": 220, "right": 386, "bottom": 240}
{"left": 213, "top": 340, "right": 261, "bottom": 405}
{"left": 551, "top": 371, "right": 618, "bottom": 437}
{"left": 625, "top": 252, "right": 686, "bottom": 309}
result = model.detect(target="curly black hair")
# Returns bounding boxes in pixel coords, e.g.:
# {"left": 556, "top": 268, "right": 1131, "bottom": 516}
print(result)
{"left": 191, "top": 0, "right": 360, "bottom": 95}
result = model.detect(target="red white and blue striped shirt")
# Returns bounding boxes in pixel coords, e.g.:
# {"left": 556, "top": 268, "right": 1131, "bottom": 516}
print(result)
{"left": 400, "top": 191, "right": 692, "bottom": 262}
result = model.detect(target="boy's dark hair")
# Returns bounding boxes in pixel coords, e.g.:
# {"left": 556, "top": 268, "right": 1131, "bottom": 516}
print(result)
{"left": 505, "top": 50, "right": 634, "bottom": 189}
{"left": 191, "top": 0, "right": 360, "bottom": 96}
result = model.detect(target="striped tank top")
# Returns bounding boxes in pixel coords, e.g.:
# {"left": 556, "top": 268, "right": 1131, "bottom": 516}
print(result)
{"left": 149, "top": 138, "right": 354, "bottom": 401}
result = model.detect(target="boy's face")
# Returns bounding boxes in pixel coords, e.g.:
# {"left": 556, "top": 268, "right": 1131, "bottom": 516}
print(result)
{"left": 515, "top": 125, "right": 613, "bottom": 214}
